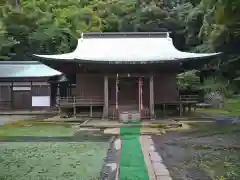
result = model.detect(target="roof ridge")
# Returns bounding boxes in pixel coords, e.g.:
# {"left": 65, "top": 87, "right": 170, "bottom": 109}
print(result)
{"left": 82, "top": 32, "right": 171, "bottom": 39}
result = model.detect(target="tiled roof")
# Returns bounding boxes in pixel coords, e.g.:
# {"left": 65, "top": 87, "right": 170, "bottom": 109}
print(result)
{"left": 0, "top": 61, "right": 62, "bottom": 78}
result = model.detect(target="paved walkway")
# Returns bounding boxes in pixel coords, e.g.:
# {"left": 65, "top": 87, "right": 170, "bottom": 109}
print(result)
{"left": 0, "top": 115, "right": 34, "bottom": 125}
{"left": 0, "top": 110, "right": 56, "bottom": 115}
{"left": 140, "top": 135, "right": 173, "bottom": 180}
{"left": 118, "top": 122, "right": 173, "bottom": 180}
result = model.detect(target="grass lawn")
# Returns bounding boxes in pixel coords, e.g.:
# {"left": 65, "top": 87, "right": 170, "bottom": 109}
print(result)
{"left": 0, "top": 121, "right": 75, "bottom": 137}
{"left": 0, "top": 142, "right": 109, "bottom": 180}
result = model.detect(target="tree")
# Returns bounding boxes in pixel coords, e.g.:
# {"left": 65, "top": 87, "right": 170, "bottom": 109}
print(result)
{"left": 0, "top": 0, "right": 239, "bottom": 95}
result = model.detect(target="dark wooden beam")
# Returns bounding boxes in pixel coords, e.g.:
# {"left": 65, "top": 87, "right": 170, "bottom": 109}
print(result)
{"left": 11, "top": 81, "right": 13, "bottom": 110}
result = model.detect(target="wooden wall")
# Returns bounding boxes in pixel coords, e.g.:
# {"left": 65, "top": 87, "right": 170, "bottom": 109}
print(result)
{"left": 0, "top": 82, "right": 12, "bottom": 110}
{"left": 76, "top": 74, "right": 104, "bottom": 100}
{"left": 0, "top": 80, "right": 51, "bottom": 110}
{"left": 154, "top": 73, "right": 179, "bottom": 104}
{"left": 74, "top": 72, "right": 179, "bottom": 106}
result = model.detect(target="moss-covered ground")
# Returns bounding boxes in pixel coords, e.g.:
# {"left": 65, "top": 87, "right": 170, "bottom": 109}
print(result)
{"left": 0, "top": 119, "right": 110, "bottom": 180}
{"left": 0, "top": 121, "right": 75, "bottom": 137}
{"left": 0, "top": 142, "right": 108, "bottom": 180}
{"left": 119, "top": 122, "right": 149, "bottom": 180}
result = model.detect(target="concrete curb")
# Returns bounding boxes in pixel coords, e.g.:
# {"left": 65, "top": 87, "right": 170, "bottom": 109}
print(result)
{"left": 82, "top": 119, "right": 91, "bottom": 125}
{"left": 100, "top": 136, "right": 121, "bottom": 180}
{"left": 115, "top": 138, "right": 121, "bottom": 180}
{"left": 0, "top": 112, "right": 57, "bottom": 116}
{"left": 140, "top": 135, "right": 173, "bottom": 180}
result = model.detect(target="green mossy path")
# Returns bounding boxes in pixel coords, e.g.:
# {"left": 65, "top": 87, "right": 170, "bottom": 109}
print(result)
{"left": 119, "top": 121, "right": 149, "bottom": 180}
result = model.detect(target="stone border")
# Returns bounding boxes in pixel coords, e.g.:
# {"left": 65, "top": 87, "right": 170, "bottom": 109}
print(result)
{"left": 82, "top": 119, "right": 91, "bottom": 125}
{"left": 140, "top": 135, "right": 173, "bottom": 180}
{"left": 100, "top": 136, "right": 121, "bottom": 180}
{"left": 0, "top": 111, "right": 57, "bottom": 116}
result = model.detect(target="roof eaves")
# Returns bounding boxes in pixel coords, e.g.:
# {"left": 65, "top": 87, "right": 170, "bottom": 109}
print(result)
{"left": 0, "top": 61, "right": 40, "bottom": 65}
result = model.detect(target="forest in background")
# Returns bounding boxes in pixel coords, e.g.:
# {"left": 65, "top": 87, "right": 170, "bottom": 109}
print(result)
{"left": 0, "top": 0, "right": 240, "bottom": 96}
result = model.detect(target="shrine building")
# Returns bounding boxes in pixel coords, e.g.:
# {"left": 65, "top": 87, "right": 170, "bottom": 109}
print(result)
{"left": 34, "top": 32, "right": 220, "bottom": 120}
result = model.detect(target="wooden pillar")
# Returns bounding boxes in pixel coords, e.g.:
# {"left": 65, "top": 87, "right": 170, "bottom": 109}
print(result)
{"left": 149, "top": 75, "right": 155, "bottom": 119}
{"left": 73, "top": 96, "right": 76, "bottom": 117}
{"left": 163, "top": 104, "right": 166, "bottom": 117}
{"left": 30, "top": 81, "right": 33, "bottom": 111}
{"left": 56, "top": 84, "right": 61, "bottom": 114}
{"left": 90, "top": 104, "right": 93, "bottom": 119}
{"left": 103, "top": 75, "right": 109, "bottom": 118}
{"left": 116, "top": 74, "right": 119, "bottom": 110}
{"left": 180, "top": 102, "right": 183, "bottom": 116}
{"left": 138, "top": 77, "right": 143, "bottom": 119}
{"left": 11, "top": 81, "right": 13, "bottom": 109}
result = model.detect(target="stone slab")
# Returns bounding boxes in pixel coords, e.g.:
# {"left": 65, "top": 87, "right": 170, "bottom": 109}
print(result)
{"left": 152, "top": 162, "right": 170, "bottom": 176}
{"left": 156, "top": 175, "right": 173, "bottom": 180}
{"left": 0, "top": 115, "right": 35, "bottom": 125}
{"left": 149, "top": 145, "right": 156, "bottom": 152}
{"left": 149, "top": 151, "right": 163, "bottom": 162}
{"left": 140, "top": 136, "right": 157, "bottom": 180}
{"left": 148, "top": 138, "right": 154, "bottom": 145}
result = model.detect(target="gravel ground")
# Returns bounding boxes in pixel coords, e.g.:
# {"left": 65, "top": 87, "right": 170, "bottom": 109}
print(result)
{"left": 152, "top": 127, "right": 240, "bottom": 180}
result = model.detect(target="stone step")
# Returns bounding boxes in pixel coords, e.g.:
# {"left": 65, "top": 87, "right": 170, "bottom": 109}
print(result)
{"left": 119, "top": 111, "right": 140, "bottom": 122}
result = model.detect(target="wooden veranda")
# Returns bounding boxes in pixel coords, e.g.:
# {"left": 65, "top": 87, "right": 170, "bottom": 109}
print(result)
{"left": 56, "top": 95, "right": 198, "bottom": 119}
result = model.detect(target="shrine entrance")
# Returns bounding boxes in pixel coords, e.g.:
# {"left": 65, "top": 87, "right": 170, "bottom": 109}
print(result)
{"left": 116, "top": 76, "right": 144, "bottom": 121}
{"left": 118, "top": 77, "right": 138, "bottom": 107}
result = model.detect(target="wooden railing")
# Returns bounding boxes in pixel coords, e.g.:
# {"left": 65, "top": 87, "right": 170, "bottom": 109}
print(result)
{"left": 180, "top": 95, "right": 199, "bottom": 102}
{"left": 56, "top": 95, "right": 198, "bottom": 108}
{"left": 156, "top": 95, "right": 199, "bottom": 103}
{"left": 57, "top": 96, "right": 104, "bottom": 107}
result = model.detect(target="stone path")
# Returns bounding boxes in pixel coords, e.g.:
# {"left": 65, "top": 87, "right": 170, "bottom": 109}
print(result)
{"left": 140, "top": 135, "right": 173, "bottom": 180}
{"left": 0, "top": 115, "right": 34, "bottom": 125}
{"left": 0, "top": 110, "right": 56, "bottom": 115}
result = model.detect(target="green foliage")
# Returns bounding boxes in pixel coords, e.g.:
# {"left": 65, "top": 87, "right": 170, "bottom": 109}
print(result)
{"left": 177, "top": 70, "right": 200, "bottom": 90}
{"left": 197, "top": 98, "right": 240, "bottom": 116}
{"left": 201, "top": 76, "right": 239, "bottom": 98}
{"left": 0, "top": 0, "right": 239, "bottom": 89}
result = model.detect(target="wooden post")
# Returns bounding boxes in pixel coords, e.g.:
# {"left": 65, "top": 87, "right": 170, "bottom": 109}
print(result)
{"left": 149, "top": 75, "right": 154, "bottom": 119}
{"left": 30, "top": 81, "right": 33, "bottom": 111}
{"left": 180, "top": 102, "right": 183, "bottom": 116}
{"left": 163, "top": 104, "right": 166, "bottom": 117}
{"left": 116, "top": 74, "right": 119, "bottom": 110}
{"left": 73, "top": 96, "right": 76, "bottom": 117}
{"left": 57, "top": 97, "right": 61, "bottom": 114}
{"left": 138, "top": 77, "right": 143, "bottom": 113}
{"left": 188, "top": 104, "right": 191, "bottom": 113}
{"left": 11, "top": 81, "right": 13, "bottom": 109}
{"left": 103, "top": 75, "right": 108, "bottom": 119}
{"left": 90, "top": 105, "right": 93, "bottom": 119}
